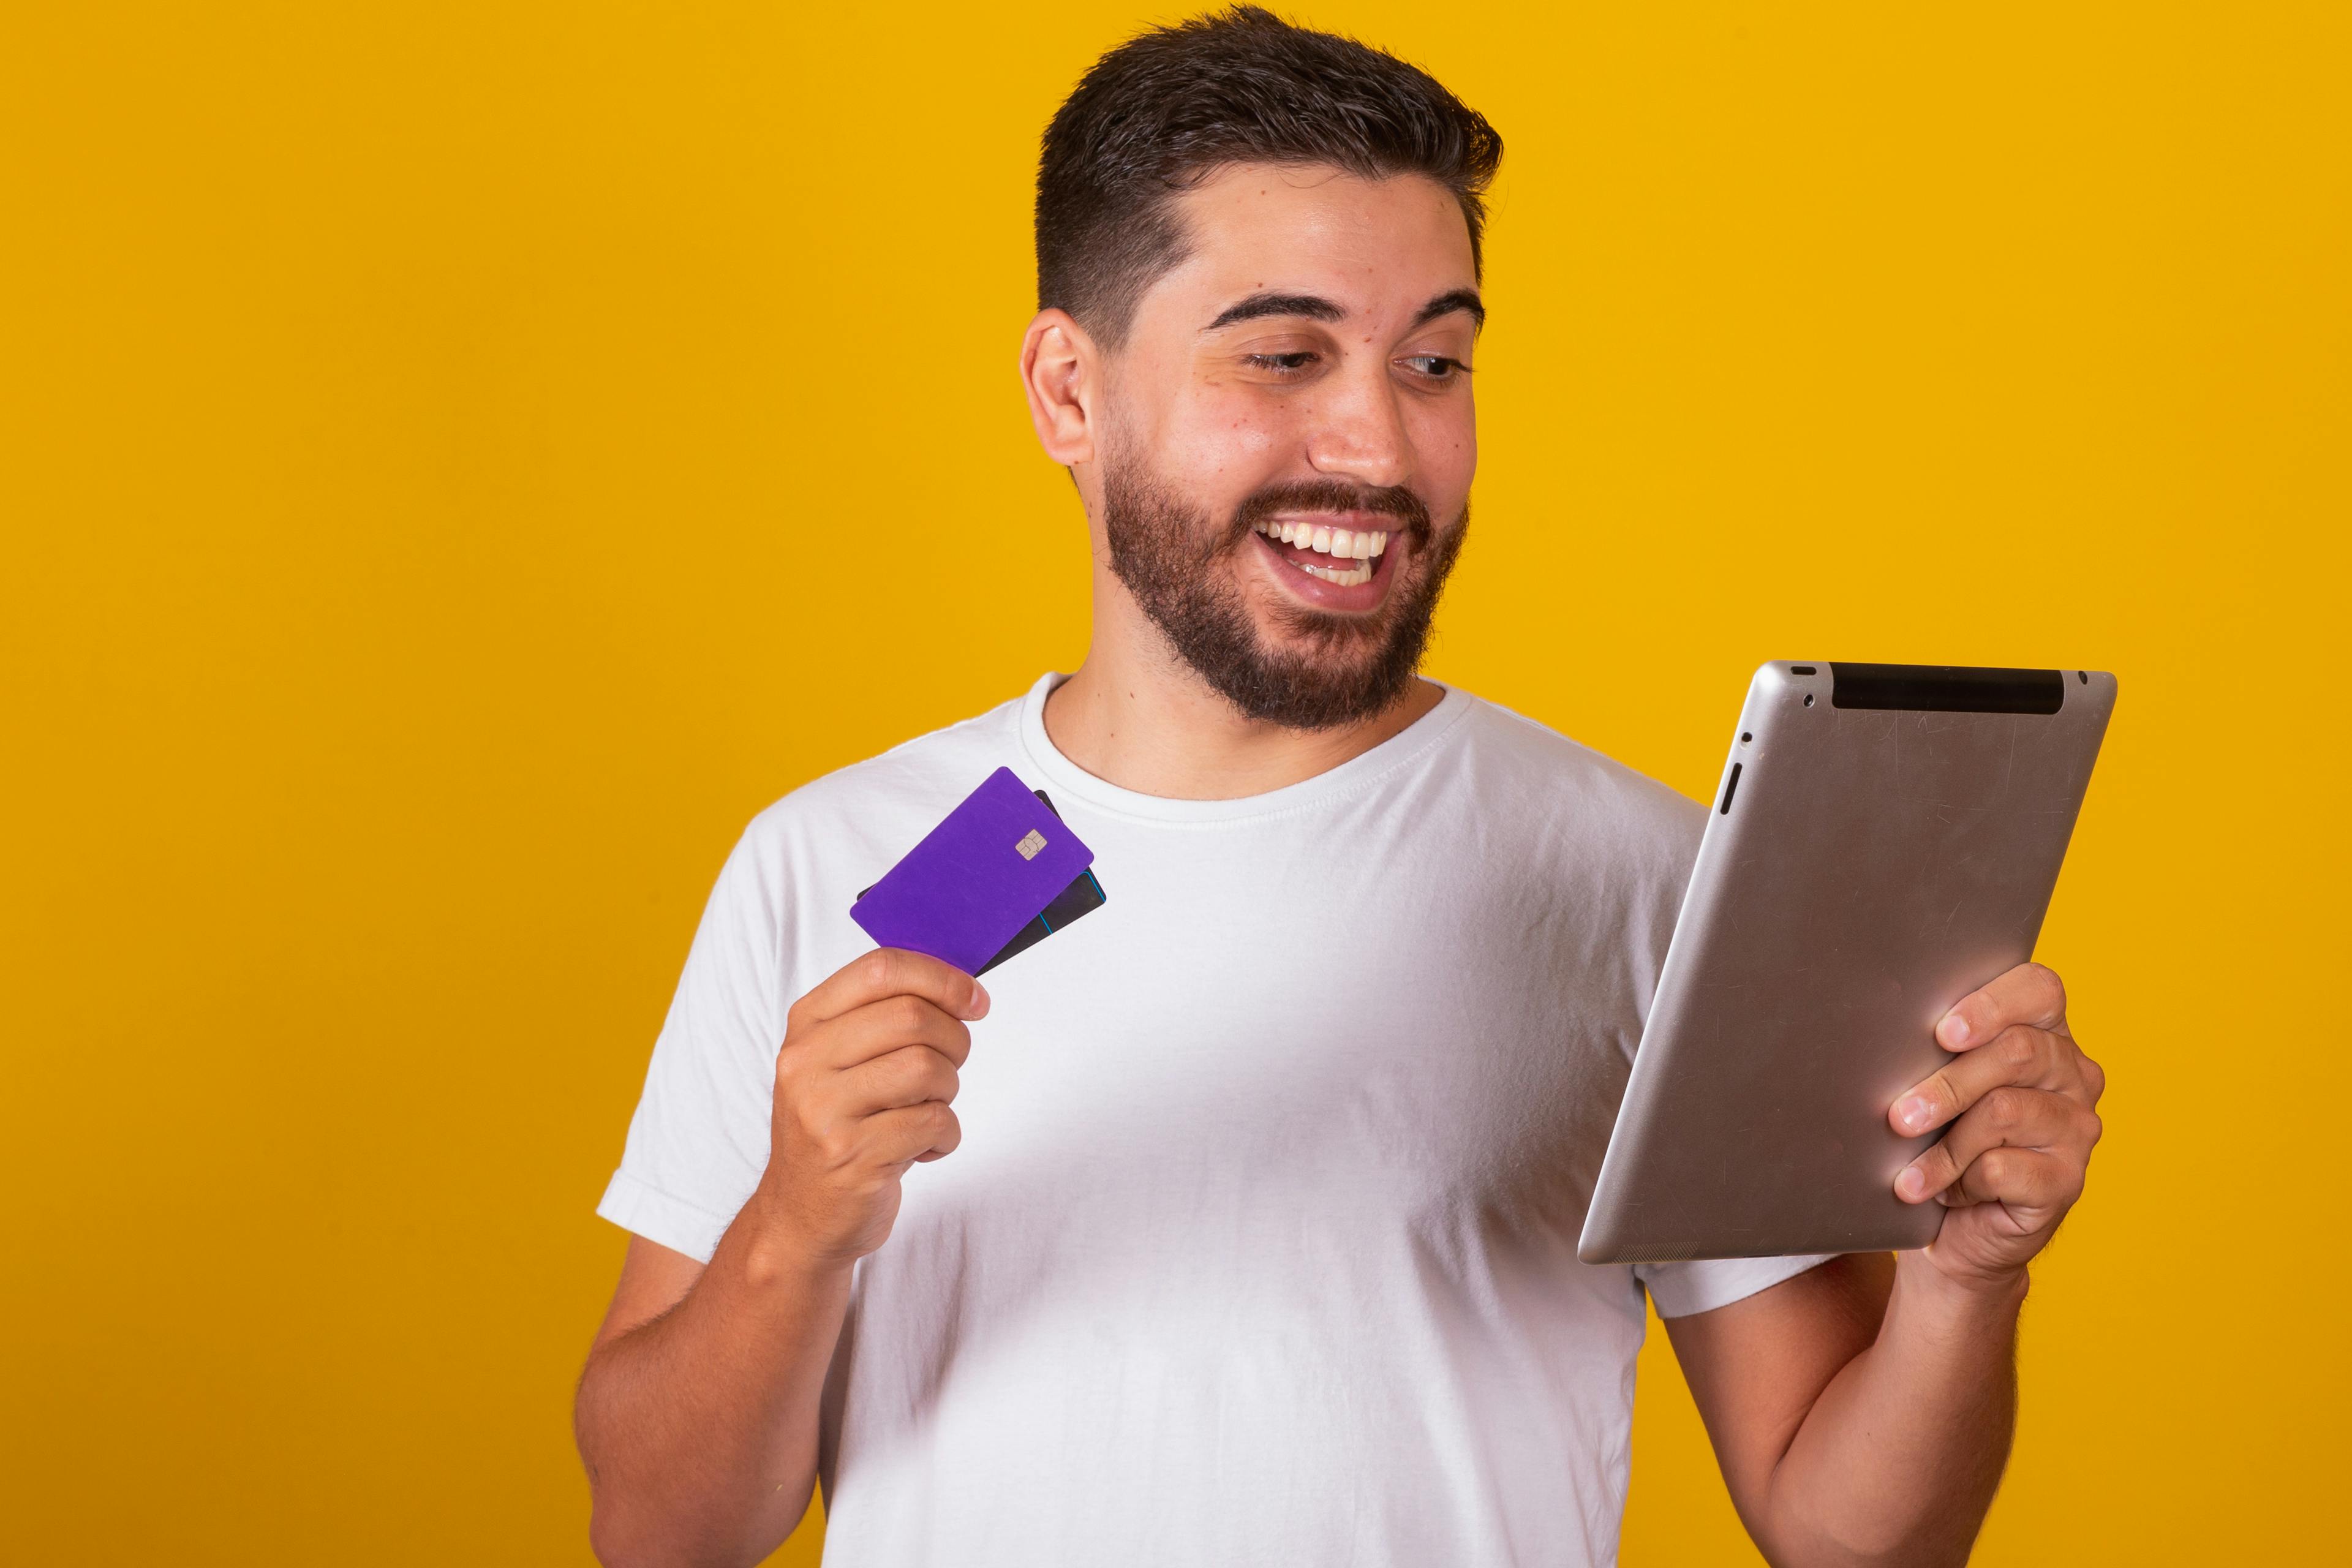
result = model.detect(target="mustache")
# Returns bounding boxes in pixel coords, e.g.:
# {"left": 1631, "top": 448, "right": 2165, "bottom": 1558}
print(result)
{"left": 1224, "top": 480, "right": 1434, "bottom": 552}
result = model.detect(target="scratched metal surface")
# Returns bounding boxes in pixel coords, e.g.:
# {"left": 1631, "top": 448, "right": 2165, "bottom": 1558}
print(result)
{"left": 1581, "top": 662, "right": 2116, "bottom": 1264}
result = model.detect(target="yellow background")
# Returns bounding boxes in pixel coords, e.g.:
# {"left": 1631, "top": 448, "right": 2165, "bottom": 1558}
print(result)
{"left": 5, "top": 2, "right": 2345, "bottom": 1561}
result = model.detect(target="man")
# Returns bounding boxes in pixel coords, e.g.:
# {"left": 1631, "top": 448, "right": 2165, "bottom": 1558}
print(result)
{"left": 575, "top": 10, "right": 2106, "bottom": 1566}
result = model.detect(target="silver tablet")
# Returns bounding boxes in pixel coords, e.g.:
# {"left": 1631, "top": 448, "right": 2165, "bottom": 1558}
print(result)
{"left": 1578, "top": 662, "right": 2117, "bottom": 1264}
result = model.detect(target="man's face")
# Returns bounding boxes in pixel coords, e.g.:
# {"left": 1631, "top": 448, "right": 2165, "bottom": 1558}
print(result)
{"left": 1092, "top": 165, "right": 1480, "bottom": 729}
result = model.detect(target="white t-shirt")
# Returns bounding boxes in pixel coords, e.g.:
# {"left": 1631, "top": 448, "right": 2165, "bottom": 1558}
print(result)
{"left": 599, "top": 674, "right": 1825, "bottom": 1567}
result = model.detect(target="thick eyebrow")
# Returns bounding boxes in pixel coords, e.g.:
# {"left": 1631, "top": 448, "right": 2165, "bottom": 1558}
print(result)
{"left": 1200, "top": 288, "right": 1488, "bottom": 335}
{"left": 1412, "top": 288, "right": 1486, "bottom": 331}
{"left": 1202, "top": 292, "right": 1347, "bottom": 332}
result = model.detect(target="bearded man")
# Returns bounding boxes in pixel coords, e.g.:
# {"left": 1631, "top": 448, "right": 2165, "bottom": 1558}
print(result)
{"left": 575, "top": 11, "right": 2107, "bottom": 1566}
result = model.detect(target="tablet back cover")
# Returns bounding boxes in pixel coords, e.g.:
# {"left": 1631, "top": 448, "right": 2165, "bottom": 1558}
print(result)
{"left": 1580, "top": 662, "right": 2116, "bottom": 1263}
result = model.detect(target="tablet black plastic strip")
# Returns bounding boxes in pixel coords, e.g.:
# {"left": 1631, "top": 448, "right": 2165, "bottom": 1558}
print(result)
{"left": 1830, "top": 663, "right": 2064, "bottom": 714}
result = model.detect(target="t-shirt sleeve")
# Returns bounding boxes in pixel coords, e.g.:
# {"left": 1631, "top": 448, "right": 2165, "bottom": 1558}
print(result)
{"left": 1635, "top": 1253, "right": 1837, "bottom": 1319}
{"left": 596, "top": 824, "right": 788, "bottom": 1264}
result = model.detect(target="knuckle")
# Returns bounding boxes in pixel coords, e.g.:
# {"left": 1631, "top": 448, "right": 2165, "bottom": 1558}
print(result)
{"left": 907, "top": 1052, "right": 949, "bottom": 1098}
{"left": 1999, "top": 1029, "right": 2041, "bottom": 1072}
{"left": 885, "top": 993, "right": 930, "bottom": 1033}
{"left": 814, "top": 1121, "right": 858, "bottom": 1167}
{"left": 2081, "top": 1052, "right": 2108, "bottom": 1102}
{"left": 1975, "top": 1147, "right": 2020, "bottom": 1191}
{"left": 2082, "top": 1108, "right": 2105, "bottom": 1148}
{"left": 2029, "top": 962, "right": 2068, "bottom": 1014}
{"left": 1981, "top": 1087, "right": 2025, "bottom": 1131}
{"left": 857, "top": 948, "right": 900, "bottom": 990}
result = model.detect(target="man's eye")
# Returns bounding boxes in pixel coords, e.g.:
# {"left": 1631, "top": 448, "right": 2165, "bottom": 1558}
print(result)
{"left": 1400, "top": 355, "right": 1467, "bottom": 380}
{"left": 1243, "top": 352, "right": 1319, "bottom": 374}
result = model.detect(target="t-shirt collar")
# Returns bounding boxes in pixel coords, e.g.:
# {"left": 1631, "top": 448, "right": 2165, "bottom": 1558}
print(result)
{"left": 1016, "top": 671, "right": 1473, "bottom": 825}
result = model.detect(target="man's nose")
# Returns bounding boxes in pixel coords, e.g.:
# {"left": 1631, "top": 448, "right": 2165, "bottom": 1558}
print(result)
{"left": 1303, "top": 365, "right": 1412, "bottom": 491}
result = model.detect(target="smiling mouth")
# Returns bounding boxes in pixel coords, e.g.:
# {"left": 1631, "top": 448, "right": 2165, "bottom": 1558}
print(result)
{"left": 1248, "top": 518, "right": 1390, "bottom": 587}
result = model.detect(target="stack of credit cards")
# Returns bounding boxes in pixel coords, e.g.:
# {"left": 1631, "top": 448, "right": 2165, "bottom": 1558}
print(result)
{"left": 850, "top": 766, "right": 1107, "bottom": 977}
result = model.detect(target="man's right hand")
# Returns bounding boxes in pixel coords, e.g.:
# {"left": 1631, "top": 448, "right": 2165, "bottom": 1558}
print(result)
{"left": 579, "top": 947, "right": 984, "bottom": 1566}
{"left": 755, "top": 948, "right": 989, "bottom": 1271}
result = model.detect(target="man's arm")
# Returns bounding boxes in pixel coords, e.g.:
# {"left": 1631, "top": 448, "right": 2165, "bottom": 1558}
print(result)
{"left": 1667, "top": 1253, "right": 2019, "bottom": 1566}
{"left": 574, "top": 949, "right": 990, "bottom": 1568}
{"left": 1664, "top": 962, "right": 2103, "bottom": 1567}
{"left": 575, "top": 1226, "right": 843, "bottom": 1567}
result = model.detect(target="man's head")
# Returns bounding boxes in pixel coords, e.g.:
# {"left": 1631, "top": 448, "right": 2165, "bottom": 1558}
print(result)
{"left": 1021, "top": 8, "right": 1501, "bottom": 731}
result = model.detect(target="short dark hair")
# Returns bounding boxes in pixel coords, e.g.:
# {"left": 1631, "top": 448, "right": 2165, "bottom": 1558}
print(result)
{"left": 1036, "top": 7, "right": 1503, "bottom": 348}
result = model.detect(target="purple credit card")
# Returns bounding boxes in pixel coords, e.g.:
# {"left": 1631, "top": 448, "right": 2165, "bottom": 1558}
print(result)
{"left": 850, "top": 767, "right": 1096, "bottom": 976}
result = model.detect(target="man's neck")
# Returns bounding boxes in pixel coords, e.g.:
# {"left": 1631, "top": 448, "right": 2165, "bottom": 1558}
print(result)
{"left": 1041, "top": 640, "right": 1446, "bottom": 802}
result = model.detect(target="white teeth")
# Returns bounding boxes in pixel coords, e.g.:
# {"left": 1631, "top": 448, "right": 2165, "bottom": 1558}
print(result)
{"left": 1251, "top": 519, "right": 1382, "bottom": 582}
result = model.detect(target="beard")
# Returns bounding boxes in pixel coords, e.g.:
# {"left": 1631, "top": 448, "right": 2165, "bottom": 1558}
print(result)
{"left": 1099, "top": 448, "right": 1469, "bottom": 732}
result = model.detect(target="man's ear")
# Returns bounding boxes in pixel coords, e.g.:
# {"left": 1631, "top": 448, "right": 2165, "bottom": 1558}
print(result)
{"left": 1019, "top": 309, "right": 1099, "bottom": 468}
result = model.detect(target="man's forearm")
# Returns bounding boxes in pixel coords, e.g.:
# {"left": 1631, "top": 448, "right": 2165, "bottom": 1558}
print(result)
{"left": 1758, "top": 1254, "right": 2024, "bottom": 1567}
{"left": 576, "top": 1197, "right": 851, "bottom": 1568}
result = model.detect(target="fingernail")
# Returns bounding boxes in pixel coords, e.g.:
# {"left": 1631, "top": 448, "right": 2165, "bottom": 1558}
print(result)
{"left": 1894, "top": 1095, "right": 1932, "bottom": 1132}
{"left": 967, "top": 982, "right": 990, "bottom": 1019}
{"left": 1941, "top": 1014, "right": 1971, "bottom": 1046}
{"left": 1897, "top": 1166, "right": 1927, "bottom": 1201}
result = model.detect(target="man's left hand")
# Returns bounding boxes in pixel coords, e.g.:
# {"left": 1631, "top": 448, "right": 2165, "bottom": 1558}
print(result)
{"left": 1889, "top": 962, "right": 2106, "bottom": 1289}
